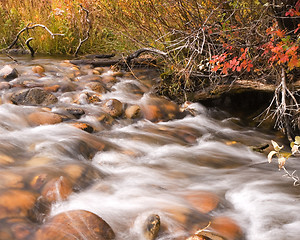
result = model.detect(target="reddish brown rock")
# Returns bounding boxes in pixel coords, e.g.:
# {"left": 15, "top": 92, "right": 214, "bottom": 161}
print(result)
{"left": 43, "top": 85, "right": 60, "bottom": 92}
{"left": 41, "top": 176, "right": 73, "bottom": 203}
{"left": 102, "top": 99, "right": 123, "bottom": 117}
{"left": 27, "top": 111, "right": 63, "bottom": 126}
{"left": 210, "top": 216, "right": 243, "bottom": 240}
{"left": 34, "top": 210, "right": 115, "bottom": 240}
{"left": 0, "top": 217, "right": 37, "bottom": 240}
{"left": 0, "top": 190, "right": 37, "bottom": 219}
{"left": 184, "top": 191, "right": 219, "bottom": 214}
{"left": 141, "top": 96, "right": 185, "bottom": 122}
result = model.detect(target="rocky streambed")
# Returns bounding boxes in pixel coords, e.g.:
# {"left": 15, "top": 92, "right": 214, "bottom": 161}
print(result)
{"left": 0, "top": 55, "right": 299, "bottom": 240}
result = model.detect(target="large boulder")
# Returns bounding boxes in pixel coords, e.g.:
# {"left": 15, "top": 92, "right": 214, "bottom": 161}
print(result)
{"left": 11, "top": 88, "right": 58, "bottom": 106}
{"left": 34, "top": 210, "right": 115, "bottom": 240}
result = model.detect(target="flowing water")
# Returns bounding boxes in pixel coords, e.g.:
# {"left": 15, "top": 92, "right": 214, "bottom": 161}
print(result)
{"left": 0, "top": 55, "right": 300, "bottom": 240}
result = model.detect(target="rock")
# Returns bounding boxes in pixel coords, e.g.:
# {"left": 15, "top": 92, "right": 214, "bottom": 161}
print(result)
{"left": 0, "top": 82, "right": 11, "bottom": 90}
{"left": 111, "top": 71, "right": 124, "bottom": 77}
{"left": 0, "top": 190, "right": 37, "bottom": 219}
{"left": 0, "top": 171, "right": 24, "bottom": 189}
{"left": 141, "top": 96, "right": 185, "bottom": 122}
{"left": 65, "top": 107, "right": 85, "bottom": 119}
{"left": 0, "top": 65, "right": 18, "bottom": 81}
{"left": 143, "top": 214, "right": 160, "bottom": 240}
{"left": 210, "top": 216, "right": 243, "bottom": 240}
{"left": 32, "top": 65, "right": 45, "bottom": 76}
{"left": 184, "top": 191, "right": 219, "bottom": 214}
{"left": 0, "top": 154, "right": 15, "bottom": 166}
{"left": 0, "top": 217, "right": 37, "bottom": 240}
{"left": 186, "top": 231, "right": 225, "bottom": 240}
{"left": 125, "top": 105, "right": 141, "bottom": 119}
{"left": 41, "top": 176, "right": 73, "bottom": 203}
{"left": 11, "top": 88, "right": 58, "bottom": 106}
{"left": 86, "top": 81, "right": 106, "bottom": 93}
{"left": 27, "top": 111, "right": 63, "bottom": 126}
{"left": 43, "top": 85, "right": 60, "bottom": 92}
{"left": 70, "top": 122, "right": 94, "bottom": 133}
{"left": 34, "top": 210, "right": 115, "bottom": 240}
{"left": 102, "top": 99, "right": 123, "bottom": 117}
{"left": 101, "top": 75, "right": 117, "bottom": 84}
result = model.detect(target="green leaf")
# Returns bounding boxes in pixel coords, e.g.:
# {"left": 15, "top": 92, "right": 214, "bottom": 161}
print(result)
{"left": 295, "top": 136, "right": 300, "bottom": 145}
{"left": 271, "top": 140, "right": 283, "bottom": 151}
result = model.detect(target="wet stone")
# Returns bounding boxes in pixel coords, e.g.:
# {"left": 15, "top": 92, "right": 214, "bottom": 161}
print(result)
{"left": 86, "top": 81, "right": 106, "bottom": 93}
{"left": 43, "top": 85, "right": 60, "bottom": 92}
{"left": 0, "top": 217, "right": 37, "bottom": 240}
{"left": 0, "top": 189, "right": 37, "bottom": 220}
{"left": 65, "top": 107, "right": 85, "bottom": 119}
{"left": 34, "top": 210, "right": 115, "bottom": 240}
{"left": 70, "top": 122, "right": 94, "bottom": 133}
{"left": 125, "top": 105, "right": 141, "bottom": 119}
{"left": 0, "top": 171, "right": 24, "bottom": 189}
{"left": 141, "top": 96, "right": 185, "bottom": 122}
{"left": 11, "top": 88, "right": 58, "bottom": 106}
{"left": 184, "top": 191, "right": 220, "bottom": 214}
{"left": 32, "top": 65, "right": 45, "bottom": 76}
{"left": 41, "top": 176, "right": 73, "bottom": 203}
{"left": 0, "top": 65, "right": 19, "bottom": 81}
{"left": 102, "top": 99, "right": 123, "bottom": 117}
{"left": 210, "top": 216, "right": 243, "bottom": 240}
{"left": 27, "top": 111, "right": 63, "bottom": 126}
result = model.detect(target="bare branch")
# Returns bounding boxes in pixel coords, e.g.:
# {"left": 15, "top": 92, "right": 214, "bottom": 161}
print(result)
{"left": 7, "top": 23, "right": 64, "bottom": 50}
{"left": 74, "top": 4, "right": 91, "bottom": 57}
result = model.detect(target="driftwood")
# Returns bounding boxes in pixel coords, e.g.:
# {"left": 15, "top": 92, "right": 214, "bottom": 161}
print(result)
{"left": 70, "top": 48, "right": 167, "bottom": 67}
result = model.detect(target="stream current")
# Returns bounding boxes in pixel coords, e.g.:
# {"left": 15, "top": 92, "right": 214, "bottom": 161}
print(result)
{"left": 0, "top": 55, "right": 300, "bottom": 240}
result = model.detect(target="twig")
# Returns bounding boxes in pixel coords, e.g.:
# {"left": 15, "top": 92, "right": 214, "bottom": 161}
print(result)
{"left": 7, "top": 23, "right": 64, "bottom": 50}
{"left": 282, "top": 166, "right": 300, "bottom": 186}
{"left": 25, "top": 37, "right": 35, "bottom": 57}
{"left": 74, "top": 4, "right": 91, "bottom": 57}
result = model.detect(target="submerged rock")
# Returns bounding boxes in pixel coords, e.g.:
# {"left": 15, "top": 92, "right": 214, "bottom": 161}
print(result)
{"left": 143, "top": 214, "right": 160, "bottom": 240}
{"left": 11, "top": 88, "right": 58, "bottom": 106}
{"left": 184, "top": 191, "right": 220, "bottom": 214}
{"left": 0, "top": 190, "right": 37, "bottom": 220}
{"left": 125, "top": 105, "right": 141, "bottom": 119}
{"left": 34, "top": 210, "right": 115, "bottom": 240}
{"left": 0, "top": 217, "right": 37, "bottom": 240}
{"left": 27, "top": 111, "right": 63, "bottom": 126}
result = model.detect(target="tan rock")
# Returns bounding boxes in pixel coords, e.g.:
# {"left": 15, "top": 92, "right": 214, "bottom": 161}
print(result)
{"left": 86, "top": 81, "right": 106, "bottom": 93}
{"left": 41, "top": 176, "right": 73, "bottom": 203}
{"left": 27, "top": 111, "right": 63, "bottom": 126}
{"left": 70, "top": 122, "right": 94, "bottom": 133}
{"left": 0, "top": 154, "right": 14, "bottom": 166}
{"left": 111, "top": 71, "right": 124, "bottom": 77}
{"left": 102, "top": 99, "right": 123, "bottom": 117}
{"left": 125, "top": 105, "right": 141, "bottom": 119}
{"left": 101, "top": 75, "right": 117, "bottom": 84}
{"left": 0, "top": 190, "right": 37, "bottom": 219}
{"left": 0, "top": 172, "right": 24, "bottom": 189}
{"left": 34, "top": 210, "right": 115, "bottom": 240}
{"left": 32, "top": 65, "right": 45, "bottom": 76}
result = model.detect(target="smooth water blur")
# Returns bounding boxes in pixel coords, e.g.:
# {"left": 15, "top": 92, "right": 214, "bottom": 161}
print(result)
{"left": 0, "top": 55, "right": 300, "bottom": 240}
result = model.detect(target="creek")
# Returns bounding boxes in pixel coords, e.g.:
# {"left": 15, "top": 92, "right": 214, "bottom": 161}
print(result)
{"left": 0, "top": 55, "right": 299, "bottom": 240}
